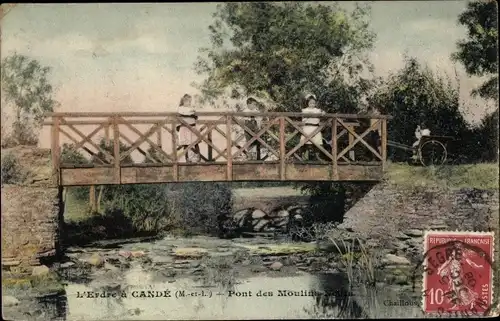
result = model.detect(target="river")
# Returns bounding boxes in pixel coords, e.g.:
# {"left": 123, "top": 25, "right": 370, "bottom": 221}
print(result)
{"left": 4, "top": 236, "right": 425, "bottom": 320}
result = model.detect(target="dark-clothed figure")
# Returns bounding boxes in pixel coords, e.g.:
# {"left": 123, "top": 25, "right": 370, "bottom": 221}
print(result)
{"left": 243, "top": 97, "right": 262, "bottom": 160}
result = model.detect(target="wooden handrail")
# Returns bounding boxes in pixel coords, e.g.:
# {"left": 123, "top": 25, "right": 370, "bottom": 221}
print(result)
{"left": 48, "top": 111, "right": 389, "bottom": 185}
{"left": 44, "top": 111, "right": 393, "bottom": 120}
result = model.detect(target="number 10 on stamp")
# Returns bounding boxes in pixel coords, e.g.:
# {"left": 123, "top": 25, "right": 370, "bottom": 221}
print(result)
{"left": 422, "top": 231, "right": 495, "bottom": 315}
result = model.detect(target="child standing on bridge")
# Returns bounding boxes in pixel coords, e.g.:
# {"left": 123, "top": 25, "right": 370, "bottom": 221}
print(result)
{"left": 177, "top": 94, "right": 201, "bottom": 163}
{"left": 242, "top": 97, "right": 263, "bottom": 161}
{"left": 300, "top": 93, "right": 325, "bottom": 161}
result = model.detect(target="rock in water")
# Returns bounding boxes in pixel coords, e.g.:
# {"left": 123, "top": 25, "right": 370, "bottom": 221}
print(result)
{"left": 3, "top": 296, "right": 19, "bottom": 307}
{"left": 104, "top": 262, "right": 119, "bottom": 271}
{"left": 32, "top": 265, "right": 50, "bottom": 276}
{"left": 276, "top": 210, "right": 289, "bottom": 217}
{"left": 172, "top": 248, "right": 208, "bottom": 258}
{"left": 130, "top": 251, "right": 146, "bottom": 258}
{"left": 269, "top": 261, "right": 283, "bottom": 271}
{"left": 404, "top": 229, "right": 423, "bottom": 237}
{"left": 251, "top": 209, "right": 267, "bottom": 219}
{"left": 253, "top": 219, "right": 269, "bottom": 231}
{"left": 118, "top": 250, "right": 132, "bottom": 259}
{"left": 87, "top": 253, "right": 104, "bottom": 267}
{"left": 384, "top": 254, "right": 411, "bottom": 266}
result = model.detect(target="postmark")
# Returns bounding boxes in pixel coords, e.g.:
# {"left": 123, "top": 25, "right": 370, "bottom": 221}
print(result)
{"left": 420, "top": 231, "right": 495, "bottom": 317}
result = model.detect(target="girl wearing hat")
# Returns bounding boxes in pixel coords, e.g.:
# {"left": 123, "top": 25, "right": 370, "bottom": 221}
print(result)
{"left": 300, "top": 93, "right": 325, "bottom": 161}
{"left": 177, "top": 94, "right": 201, "bottom": 163}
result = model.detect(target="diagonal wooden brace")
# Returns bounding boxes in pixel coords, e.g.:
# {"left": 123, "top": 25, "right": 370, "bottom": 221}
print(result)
{"left": 58, "top": 127, "right": 109, "bottom": 164}
{"left": 231, "top": 117, "right": 280, "bottom": 159}
{"left": 61, "top": 119, "right": 115, "bottom": 163}
{"left": 175, "top": 116, "right": 228, "bottom": 160}
{"left": 337, "top": 119, "right": 382, "bottom": 161}
{"left": 176, "top": 120, "right": 220, "bottom": 160}
{"left": 121, "top": 118, "right": 172, "bottom": 161}
{"left": 120, "top": 123, "right": 162, "bottom": 161}
{"left": 285, "top": 117, "right": 333, "bottom": 161}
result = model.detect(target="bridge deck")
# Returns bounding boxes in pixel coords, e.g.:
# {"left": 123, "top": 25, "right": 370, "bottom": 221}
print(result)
{"left": 59, "top": 161, "right": 383, "bottom": 186}
{"left": 44, "top": 111, "right": 390, "bottom": 186}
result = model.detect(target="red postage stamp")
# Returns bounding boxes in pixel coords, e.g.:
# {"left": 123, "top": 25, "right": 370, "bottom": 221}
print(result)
{"left": 422, "top": 231, "right": 495, "bottom": 316}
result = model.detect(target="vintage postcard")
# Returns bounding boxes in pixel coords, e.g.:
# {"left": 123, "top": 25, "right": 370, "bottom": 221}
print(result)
{"left": 1, "top": 1, "right": 498, "bottom": 320}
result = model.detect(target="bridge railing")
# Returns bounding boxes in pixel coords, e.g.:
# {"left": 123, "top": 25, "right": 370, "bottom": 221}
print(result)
{"left": 43, "top": 112, "right": 389, "bottom": 184}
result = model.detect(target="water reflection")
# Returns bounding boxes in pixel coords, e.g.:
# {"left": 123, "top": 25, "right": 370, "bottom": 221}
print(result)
{"left": 60, "top": 267, "right": 361, "bottom": 320}
{"left": 36, "top": 293, "right": 67, "bottom": 321}
{"left": 308, "top": 273, "right": 365, "bottom": 319}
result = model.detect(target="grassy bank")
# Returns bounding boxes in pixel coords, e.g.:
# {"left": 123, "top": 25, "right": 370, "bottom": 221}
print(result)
{"left": 385, "top": 162, "right": 498, "bottom": 190}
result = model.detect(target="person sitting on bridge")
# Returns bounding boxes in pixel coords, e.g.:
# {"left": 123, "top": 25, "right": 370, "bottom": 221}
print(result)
{"left": 242, "top": 97, "right": 262, "bottom": 160}
{"left": 177, "top": 94, "right": 201, "bottom": 163}
{"left": 300, "top": 93, "right": 325, "bottom": 161}
{"left": 411, "top": 123, "right": 431, "bottom": 161}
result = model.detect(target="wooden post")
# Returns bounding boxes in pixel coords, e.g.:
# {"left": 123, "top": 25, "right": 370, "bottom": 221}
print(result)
{"left": 97, "top": 185, "right": 104, "bottom": 213}
{"left": 89, "top": 185, "right": 97, "bottom": 212}
{"left": 381, "top": 118, "right": 387, "bottom": 170}
{"left": 51, "top": 116, "right": 60, "bottom": 186}
{"left": 171, "top": 122, "right": 178, "bottom": 181}
{"left": 156, "top": 125, "right": 162, "bottom": 149}
{"left": 104, "top": 121, "right": 110, "bottom": 142}
{"left": 348, "top": 127, "right": 355, "bottom": 161}
{"left": 279, "top": 117, "right": 285, "bottom": 180}
{"left": 208, "top": 129, "right": 213, "bottom": 161}
{"left": 332, "top": 117, "right": 338, "bottom": 180}
{"left": 112, "top": 116, "right": 120, "bottom": 184}
{"left": 226, "top": 115, "right": 232, "bottom": 181}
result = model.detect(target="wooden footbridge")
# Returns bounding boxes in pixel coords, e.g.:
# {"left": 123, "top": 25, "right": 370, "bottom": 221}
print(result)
{"left": 44, "top": 111, "right": 390, "bottom": 186}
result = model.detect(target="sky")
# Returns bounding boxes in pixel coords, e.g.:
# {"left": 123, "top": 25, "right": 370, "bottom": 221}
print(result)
{"left": 0, "top": 1, "right": 497, "bottom": 125}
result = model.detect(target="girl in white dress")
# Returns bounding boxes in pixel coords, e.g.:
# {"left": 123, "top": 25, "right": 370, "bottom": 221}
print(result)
{"left": 176, "top": 94, "right": 200, "bottom": 162}
{"left": 300, "top": 94, "right": 325, "bottom": 161}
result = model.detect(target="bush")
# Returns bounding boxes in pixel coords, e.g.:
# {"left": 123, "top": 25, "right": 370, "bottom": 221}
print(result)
{"left": 102, "top": 184, "right": 175, "bottom": 234}
{"left": 0, "top": 121, "right": 38, "bottom": 148}
{"left": 1, "top": 153, "right": 25, "bottom": 184}
{"left": 173, "top": 182, "right": 233, "bottom": 236}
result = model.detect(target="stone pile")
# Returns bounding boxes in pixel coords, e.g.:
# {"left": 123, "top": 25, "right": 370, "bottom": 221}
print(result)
{"left": 227, "top": 205, "right": 308, "bottom": 233}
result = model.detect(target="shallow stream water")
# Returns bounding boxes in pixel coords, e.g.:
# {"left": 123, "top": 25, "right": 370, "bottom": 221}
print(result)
{"left": 5, "top": 236, "right": 425, "bottom": 320}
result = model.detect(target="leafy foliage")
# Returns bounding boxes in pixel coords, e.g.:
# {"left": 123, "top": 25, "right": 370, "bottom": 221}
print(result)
{"left": 194, "top": 2, "right": 376, "bottom": 112}
{"left": 1, "top": 153, "right": 25, "bottom": 184}
{"left": 451, "top": 0, "right": 498, "bottom": 100}
{"left": 1, "top": 53, "right": 60, "bottom": 145}
{"left": 61, "top": 143, "right": 90, "bottom": 165}
{"left": 92, "top": 138, "right": 133, "bottom": 165}
{"left": 101, "top": 184, "right": 174, "bottom": 233}
{"left": 173, "top": 182, "right": 233, "bottom": 236}
{"left": 0, "top": 120, "right": 39, "bottom": 148}
{"left": 471, "top": 107, "right": 499, "bottom": 162}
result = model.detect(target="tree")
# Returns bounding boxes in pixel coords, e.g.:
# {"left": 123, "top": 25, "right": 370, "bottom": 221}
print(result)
{"left": 1, "top": 53, "right": 59, "bottom": 144}
{"left": 194, "top": 3, "right": 379, "bottom": 227}
{"left": 451, "top": 0, "right": 498, "bottom": 101}
{"left": 370, "top": 57, "right": 470, "bottom": 161}
{"left": 194, "top": 2, "right": 376, "bottom": 113}
{"left": 474, "top": 107, "right": 499, "bottom": 161}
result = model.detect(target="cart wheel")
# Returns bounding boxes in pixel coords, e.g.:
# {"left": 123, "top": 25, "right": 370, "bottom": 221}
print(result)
{"left": 419, "top": 140, "right": 447, "bottom": 166}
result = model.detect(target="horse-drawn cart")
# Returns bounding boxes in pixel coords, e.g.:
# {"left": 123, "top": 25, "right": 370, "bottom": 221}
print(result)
{"left": 388, "top": 135, "right": 454, "bottom": 166}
